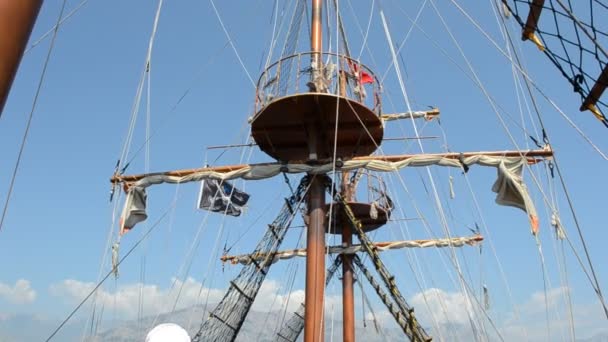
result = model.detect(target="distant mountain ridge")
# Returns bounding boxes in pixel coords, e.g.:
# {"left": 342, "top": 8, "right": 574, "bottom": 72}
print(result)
{"left": 1, "top": 307, "right": 607, "bottom": 341}
{"left": 91, "top": 305, "right": 403, "bottom": 341}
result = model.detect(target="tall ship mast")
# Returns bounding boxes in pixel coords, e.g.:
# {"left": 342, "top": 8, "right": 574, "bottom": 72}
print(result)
{"left": 109, "top": 1, "right": 552, "bottom": 341}
{"left": 1, "top": 1, "right": 607, "bottom": 341}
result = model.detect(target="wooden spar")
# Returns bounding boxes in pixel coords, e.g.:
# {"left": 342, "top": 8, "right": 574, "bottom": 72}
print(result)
{"left": 521, "top": 0, "right": 546, "bottom": 50}
{"left": 220, "top": 235, "right": 485, "bottom": 265}
{"left": 0, "top": 0, "right": 43, "bottom": 116}
{"left": 381, "top": 107, "right": 440, "bottom": 121}
{"left": 341, "top": 173, "right": 355, "bottom": 342}
{"left": 383, "top": 136, "right": 439, "bottom": 141}
{"left": 580, "top": 64, "right": 608, "bottom": 118}
{"left": 206, "top": 143, "right": 257, "bottom": 150}
{"left": 110, "top": 148, "right": 554, "bottom": 185}
{"left": 305, "top": 1, "right": 325, "bottom": 341}
{"left": 359, "top": 148, "right": 553, "bottom": 162}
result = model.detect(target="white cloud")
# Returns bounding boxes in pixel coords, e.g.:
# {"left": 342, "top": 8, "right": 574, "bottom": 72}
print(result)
{"left": 49, "top": 277, "right": 224, "bottom": 319}
{"left": 499, "top": 287, "right": 608, "bottom": 341}
{"left": 252, "top": 280, "right": 305, "bottom": 314}
{"left": 49, "top": 277, "right": 335, "bottom": 321}
{"left": 364, "top": 286, "right": 607, "bottom": 341}
{"left": 49, "top": 277, "right": 607, "bottom": 340}
{"left": 0, "top": 279, "right": 36, "bottom": 304}
{"left": 410, "top": 288, "right": 473, "bottom": 326}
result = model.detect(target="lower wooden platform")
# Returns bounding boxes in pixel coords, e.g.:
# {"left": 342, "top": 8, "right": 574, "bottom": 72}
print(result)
{"left": 325, "top": 202, "right": 389, "bottom": 235}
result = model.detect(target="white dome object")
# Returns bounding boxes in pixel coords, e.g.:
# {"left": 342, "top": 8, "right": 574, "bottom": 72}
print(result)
{"left": 145, "top": 323, "right": 191, "bottom": 342}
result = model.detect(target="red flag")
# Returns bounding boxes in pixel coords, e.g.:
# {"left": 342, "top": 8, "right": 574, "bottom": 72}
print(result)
{"left": 360, "top": 70, "right": 373, "bottom": 85}
{"left": 348, "top": 61, "right": 374, "bottom": 85}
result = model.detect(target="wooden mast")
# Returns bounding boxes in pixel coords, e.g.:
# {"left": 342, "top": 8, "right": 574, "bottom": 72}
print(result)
{"left": 337, "top": 59, "right": 355, "bottom": 341}
{"left": 341, "top": 172, "right": 355, "bottom": 342}
{"left": 0, "top": 0, "right": 42, "bottom": 116}
{"left": 304, "top": 1, "right": 326, "bottom": 341}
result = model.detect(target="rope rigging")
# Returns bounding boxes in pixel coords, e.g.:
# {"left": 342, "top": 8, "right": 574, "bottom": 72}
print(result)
{"left": 192, "top": 176, "right": 310, "bottom": 342}
{"left": 91, "top": 1, "right": 608, "bottom": 340}
{"left": 494, "top": 0, "right": 608, "bottom": 319}
{"left": 502, "top": 0, "right": 608, "bottom": 127}
{"left": 328, "top": 180, "right": 432, "bottom": 342}
{"left": 352, "top": 255, "right": 430, "bottom": 341}
{"left": 24, "top": 0, "right": 90, "bottom": 54}
{"left": 46, "top": 207, "right": 174, "bottom": 341}
{"left": 273, "top": 257, "right": 343, "bottom": 342}
{"left": 375, "top": 8, "right": 490, "bottom": 337}
{"left": 277, "top": 0, "right": 306, "bottom": 95}
{"left": 0, "top": 0, "right": 68, "bottom": 233}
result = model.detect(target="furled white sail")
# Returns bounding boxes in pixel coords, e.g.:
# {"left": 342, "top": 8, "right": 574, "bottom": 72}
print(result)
{"left": 118, "top": 153, "right": 542, "bottom": 234}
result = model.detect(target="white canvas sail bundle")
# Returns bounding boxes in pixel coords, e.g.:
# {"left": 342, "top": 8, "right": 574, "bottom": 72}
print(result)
{"left": 118, "top": 154, "right": 540, "bottom": 234}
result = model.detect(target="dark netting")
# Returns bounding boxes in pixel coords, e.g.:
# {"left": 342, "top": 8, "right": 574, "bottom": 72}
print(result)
{"left": 502, "top": 0, "right": 608, "bottom": 127}
{"left": 192, "top": 177, "right": 310, "bottom": 342}
{"left": 273, "top": 257, "right": 342, "bottom": 342}
{"left": 275, "top": 303, "right": 306, "bottom": 342}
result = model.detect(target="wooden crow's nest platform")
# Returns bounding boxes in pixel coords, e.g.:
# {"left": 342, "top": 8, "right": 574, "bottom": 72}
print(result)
{"left": 251, "top": 52, "right": 384, "bottom": 162}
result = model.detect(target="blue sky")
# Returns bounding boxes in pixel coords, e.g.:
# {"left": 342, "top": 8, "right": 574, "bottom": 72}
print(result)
{"left": 0, "top": 0, "right": 607, "bottom": 340}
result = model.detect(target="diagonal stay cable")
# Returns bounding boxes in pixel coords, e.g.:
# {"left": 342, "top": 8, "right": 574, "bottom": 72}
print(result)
{"left": 25, "top": 0, "right": 90, "bottom": 54}
{"left": 492, "top": 0, "right": 608, "bottom": 320}
{"left": 0, "top": 0, "right": 68, "bottom": 232}
{"left": 45, "top": 208, "right": 172, "bottom": 341}
{"left": 208, "top": 0, "right": 255, "bottom": 87}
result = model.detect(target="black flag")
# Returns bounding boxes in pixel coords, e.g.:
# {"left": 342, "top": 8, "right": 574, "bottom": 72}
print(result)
{"left": 198, "top": 179, "right": 250, "bottom": 216}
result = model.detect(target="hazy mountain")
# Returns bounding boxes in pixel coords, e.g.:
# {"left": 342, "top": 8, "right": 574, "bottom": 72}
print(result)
{"left": 2, "top": 308, "right": 606, "bottom": 341}
{"left": 0, "top": 313, "right": 82, "bottom": 341}
{"left": 0, "top": 305, "right": 396, "bottom": 341}
{"left": 578, "top": 332, "right": 608, "bottom": 342}
{"left": 91, "top": 305, "right": 401, "bottom": 341}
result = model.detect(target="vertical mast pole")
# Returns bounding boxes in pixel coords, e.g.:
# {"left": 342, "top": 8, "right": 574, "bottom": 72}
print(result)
{"left": 305, "top": 176, "right": 326, "bottom": 342}
{"left": 341, "top": 173, "right": 355, "bottom": 342}
{"left": 304, "top": 1, "right": 325, "bottom": 342}
{"left": 0, "top": 0, "right": 43, "bottom": 117}
{"left": 311, "top": 0, "right": 323, "bottom": 73}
